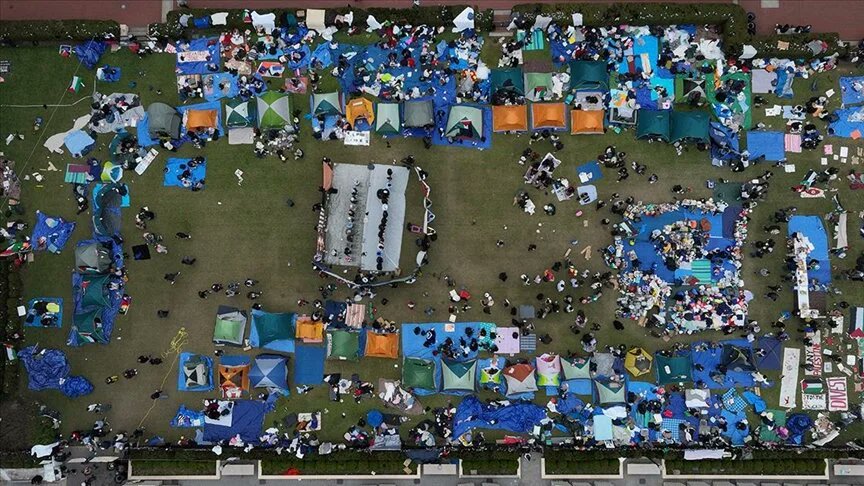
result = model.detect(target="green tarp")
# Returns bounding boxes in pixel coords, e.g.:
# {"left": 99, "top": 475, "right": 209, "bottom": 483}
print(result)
{"left": 490, "top": 68, "right": 524, "bottom": 96}
{"left": 257, "top": 91, "right": 291, "bottom": 129}
{"left": 403, "top": 99, "right": 434, "bottom": 128}
{"left": 375, "top": 102, "right": 400, "bottom": 134}
{"left": 569, "top": 61, "right": 609, "bottom": 91}
{"left": 442, "top": 360, "right": 476, "bottom": 392}
{"left": 670, "top": 110, "right": 710, "bottom": 143}
{"left": 213, "top": 309, "right": 247, "bottom": 345}
{"left": 403, "top": 357, "right": 436, "bottom": 390}
{"left": 329, "top": 330, "right": 359, "bottom": 361}
{"left": 636, "top": 109, "right": 671, "bottom": 142}
{"left": 225, "top": 97, "right": 257, "bottom": 128}
{"left": 524, "top": 72, "right": 553, "bottom": 101}
{"left": 595, "top": 380, "right": 626, "bottom": 404}
{"left": 445, "top": 105, "right": 483, "bottom": 139}
{"left": 655, "top": 353, "right": 693, "bottom": 383}
{"left": 706, "top": 71, "right": 752, "bottom": 129}
{"left": 312, "top": 92, "right": 343, "bottom": 116}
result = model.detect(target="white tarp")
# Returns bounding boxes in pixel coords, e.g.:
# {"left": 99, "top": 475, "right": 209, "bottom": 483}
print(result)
{"left": 532, "top": 15, "right": 552, "bottom": 32}
{"left": 306, "top": 9, "right": 326, "bottom": 32}
{"left": 684, "top": 449, "right": 726, "bottom": 460}
{"left": 779, "top": 347, "right": 801, "bottom": 408}
{"left": 210, "top": 12, "right": 228, "bottom": 26}
{"left": 834, "top": 212, "right": 848, "bottom": 249}
{"left": 366, "top": 15, "right": 382, "bottom": 32}
{"left": 251, "top": 11, "right": 276, "bottom": 32}
{"left": 452, "top": 7, "right": 475, "bottom": 33}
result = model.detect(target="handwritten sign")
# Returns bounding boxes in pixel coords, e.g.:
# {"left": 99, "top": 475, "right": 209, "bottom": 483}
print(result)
{"left": 802, "top": 394, "right": 826, "bottom": 410}
{"left": 827, "top": 377, "right": 848, "bottom": 411}
{"left": 805, "top": 331, "right": 822, "bottom": 376}
{"left": 343, "top": 131, "right": 370, "bottom": 146}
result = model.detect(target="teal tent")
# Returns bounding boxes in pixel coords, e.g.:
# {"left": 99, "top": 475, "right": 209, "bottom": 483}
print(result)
{"left": 225, "top": 97, "right": 257, "bottom": 128}
{"left": 524, "top": 72, "right": 553, "bottom": 101}
{"left": 312, "top": 91, "right": 343, "bottom": 116}
{"left": 569, "top": 61, "right": 609, "bottom": 91}
{"left": 655, "top": 353, "right": 693, "bottom": 383}
{"left": 445, "top": 105, "right": 483, "bottom": 140}
{"left": 403, "top": 357, "right": 436, "bottom": 390}
{"left": 442, "top": 360, "right": 476, "bottom": 392}
{"left": 595, "top": 380, "right": 626, "bottom": 404}
{"left": 80, "top": 275, "right": 110, "bottom": 308}
{"left": 490, "top": 68, "right": 524, "bottom": 97}
{"left": 670, "top": 110, "right": 710, "bottom": 143}
{"left": 403, "top": 99, "right": 434, "bottom": 127}
{"left": 636, "top": 109, "right": 671, "bottom": 142}
{"left": 561, "top": 356, "right": 592, "bottom": 380}
{"left": 374, "top": 102, "right": 401, "bottom": 135}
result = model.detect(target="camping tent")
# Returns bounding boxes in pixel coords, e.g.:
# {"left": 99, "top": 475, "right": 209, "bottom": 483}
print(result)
{"left": 185, "top": 109, "right": 218, "bottom": 131}
{"left": 92, "top": 183, "right": 123, "bottom": 237}
{"left": 677, "top": 76, "right": 707, "bottom": 104}
{"left": 403, "top": 357, "right": 437, "bottom": 390}
{"left": 570, "top": 110, "right": 605, "bottom": 135}
{"left": 312, "top": 91, "right": 344, "bottom": 116}
{"left": 345, "top": 97, "right": 375, "bottom": 127}
{"left": 850, "top": 307, "right": 864, "bottom": 338}
{"left": 655, "top": 353, "right": 693, "bottom": 383}
{"left": 624, "top": 347, "right": 653, "bottom": 377}
{"left": 720, "top": 344, "right": 757, "bottom": 372}
{"left": 213, "top": 307, "right": 247, "bottom": 346}
{"left": 442, "top": 359, "right": 477, "bottom": 392}
{"left": 365, "top": 331, "right": 399, "bottom": 359}
{"left": 492, "top": 105, "right": 528, "bottom": 132}
{"left": 445, "top": 105, "right": 483, "bottom": 140}
{"left": 636, "top": 109, "right": 671, "bottom": 142}
{"left": 561, "top": 357, "right": 592, "bottom": 380}
{"left": 295, "top": 317, "right": 324, "bottom": 342}
{"left": 249, "top": 310, "right": 295, "bottom": 352}
{"left": 74, "top": 241, "right": 111, "bottom": 273}
{"left": 503, "top": 363, "right": 538, "bottom": 396}
{"left": 536, "top": 353, "right": 562, "bottom": 387}
{"left": 595, "top": 380, "right": 626, "bottom": 404}
{"left": 530, "top": 103, "right": 567, "bottom": 131}
{"left": 78, "top": 274, "right": 110, "bottom": 308}
{"left": 328, "top": 330, "right": 360, "bottom": 360}
{"left": 256, "top": 91, "right": 292, "bottom": 129}
{"left": 568, "top": 61, "right": 609, "bottom": 91}
{"left": 524, "top": 72, "right": 553, "bottom": 101}
{"left": 490, "top": 68, "right": 524, "bottom": 98}
{"left": 249, "top": 354, "right": 288, "bottom": 390}
{"left": 218, "top": 356, "right": 251, "bottom": 397}
{"left": 374, "top": 102, "right": 401, "bottom": 135}
{"left": 225, "top": 97, "right": 257, "bottom": 127}
{"left": 670, "top": 111, "right": 710, "bottom": 143}
{"left": 147, "top": 103, "right": 181, "bottom": 139}
{"left": 403, "top": 99, "right": 434, "bottom": 127}
{"left": 178, "top": 353, "right": 214, "bottom": 392}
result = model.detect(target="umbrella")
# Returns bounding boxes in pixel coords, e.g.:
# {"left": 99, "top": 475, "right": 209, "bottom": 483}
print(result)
{"left": 624, "top": 347, "right": 653, "bottom": 377}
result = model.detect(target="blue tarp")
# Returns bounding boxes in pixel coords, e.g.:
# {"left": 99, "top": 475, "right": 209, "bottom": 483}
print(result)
{"left": 19, "top": 346, "right": 92, "bottom": 397}
{"left": 64, "top": 130, "right": 95, "bottom": 157}
{"left": 176, "top": 38, "right": 220, "bottom": 75}
{"left": 177, "top": 352, "right": 215, "bottom": 392}
{"left": 171, "top": 405, "right": 205, "bottom": 427}
{"left": 452, "top": 395, "right": 546, "bottom": 438}
{"left": 575, "top": 161, "right": 603, "bottom": 183}
{"left": 774, "top": 68, "right": 794, "bottom": 98}
{"left": 692, "top": 339, "right": 756, "bottom": 389}
{"left": 618, "top": 36, "right": 659, "bottom": 74}
{"left": 97, "top": 65, "right": 121, "bottom": 82}
{"left": 74, "top": 41, "right": 106, "bottom": 70}
{"left": 24, "top": 297, "right": 63, "bottom": 328}
{"left": 293, "top": 344, "right": 326, "bottom": 385}
{"left": 163, "top": 158, "right": 206, "bottom": 189}
{"left": 785, "top": 413, "right": 813, "bottom": 445}
{"left": 840, "top": 76, "right": 864, "bottom": 105}
{"left": 709, "top": 121, "right": 740, "bottom": 164}
{"left": 828, "top": 106, "right": 864, "bottom": 138}
{"left": 746, "top": 131, "right": 785, "bottom": 161}
{"left": 31, "top": 211, "right": 75, "bottom": 253}
{"left": 136, "top": 114, "right": 159, "bottom": 147}
{"left": 202, "top": 399, "right": 267, "bottom": 442}
{"left": 203, "top": 73, "right": 239, "bottom": 101}
{"left": 788, "top": 215, "right": 831, "bottom": 284}
{"left": 60, "top": 376, "right": 94, "bottom": 398}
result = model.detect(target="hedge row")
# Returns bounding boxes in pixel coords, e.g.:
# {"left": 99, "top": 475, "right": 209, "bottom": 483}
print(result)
{"left": 1, "top": 259, "right": 22, "bottom": 399}
{"left": 458, "top": 450, "right": 520, "bottom": 475}
{"left": 544, "top": 458, "right": 621, "bottom": 475}
{"left": 131, "top": 460, "right": 218, "bottom": 476}
{"left": 665, "top": 458, "right": 827, "bottom": 476}
{"left": 260, "top": 458, "right": 413, "bottom": 476}
{"left": 0, "top": 20, "right": 120, "bottom": 42}
{"left": 0, "top": 451, "right": 40, "bottom": 469}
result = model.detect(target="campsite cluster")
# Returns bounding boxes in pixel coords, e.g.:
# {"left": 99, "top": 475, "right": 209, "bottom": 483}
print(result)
{"left": 2, "top": 5, "right": 864, "bottom": 471}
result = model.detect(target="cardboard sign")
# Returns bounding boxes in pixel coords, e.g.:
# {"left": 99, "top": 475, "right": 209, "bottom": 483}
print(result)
{"left": 805, "top": 331, "right": 822, "bottom": 376}
{"left": 343, "top": 131, "right": 370, "bottom": 146}
{"left": 827, "top": 376, "right": 848, "bottom": 411}
{"left": 802, "top": 393, "right": 827, "bottom": 410}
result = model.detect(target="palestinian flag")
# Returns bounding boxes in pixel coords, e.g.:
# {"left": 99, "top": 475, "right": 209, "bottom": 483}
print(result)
{"left": 3, "top": 343, "right": 17, "bottom": 361}
{"left": 850, "top": 307, "right": 864, "bottom": 338}
{"left": 801, "top": 378, "right": 823, "bottom": 394}
{"left": 68, "top": 76, "right": 84, "bottom": 93}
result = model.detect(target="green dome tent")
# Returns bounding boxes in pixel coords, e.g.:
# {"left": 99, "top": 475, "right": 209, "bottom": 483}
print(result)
{"left": 374, "top": 102, "right": 401, "bottom": 135}
{"left": 524, "top": 72, "right": 553, "bottom": 101}
{"left": 445, "top": 105, "right": 483, "bottom": 140}
{"left": 403, "top": 357, "right": 436, "bottom": 390}
{"left": 312, "top": 91, "right": 344, "bottom": 116}
{"left": 403, "top": 99, "right": 434, "bottom": 128}
{"left": 568, "top": 60, "right": 609, "bottom": 92}
{"left": 670, "top": 110, "right": 710, "bottom": 143}
{"left": 561, "top": 356, "right": 592, "bottom": 380}
{"left": 328, "top": 330, "right": 359, "bottom": 361}
{"left": 595, "top": 380, "right": 626, "bottom": 405}
{"left": 442, "top": 359, "right": 477, "bottom": 392}
{"left": 213, "top": 307, "right": 247, "bottom": 346}
{"left": 256, "top": 91, "right": 292, "bottom": 130}
{"left": 225, "top": 97, "right": 257, "bottom": 128}
{"left": 636, "top": 109, "right": 671, "bottom": 142}
{"left": 490, "top": 67, "right": 524, "bottom": 97}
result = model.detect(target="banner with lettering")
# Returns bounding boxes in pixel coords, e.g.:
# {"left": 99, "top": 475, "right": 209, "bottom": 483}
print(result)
{"left": 827, "top": 376, "right": 848, "bottom": 411}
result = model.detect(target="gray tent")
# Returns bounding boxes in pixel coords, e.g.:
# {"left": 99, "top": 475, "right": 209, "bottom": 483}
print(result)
{"left": 74, "top": 242, "right": 111, "bottom": 273}
{"left": 147, "top": 103, "right": 181, "bottom": 139}
{"left": 92, "top": 183, "right": 123, "bottom": 237}
{"left": 403, "top": 99, "right": 434, "bottom": 128}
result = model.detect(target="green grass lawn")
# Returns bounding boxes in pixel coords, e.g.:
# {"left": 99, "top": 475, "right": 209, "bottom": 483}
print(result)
{"left": 1, "top": 41, "right": 862, "bottom": 448}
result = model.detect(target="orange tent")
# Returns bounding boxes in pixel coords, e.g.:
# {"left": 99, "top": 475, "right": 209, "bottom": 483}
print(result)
{"left": 492, "top": 105, "right": 528, "bottom": 132}
{"left": 345, "top": 97, "right": 375, "bottom": 126}
{"left": 570, "top": 110, "right": 605, "bottom": 135}
{"left": 530, "top": 103, "right": 567, "bottom": 130}
{"left": 364, "top": 331, "right": 399, "bottom": 359}
{"left": 295, "top": 316, "right": 324, "bottom": 342}
{"left": 218, "top": 362, "right": 250, "bottom": 397}
{"left": 185, "top": 109, "right": 218, "bottom": 130}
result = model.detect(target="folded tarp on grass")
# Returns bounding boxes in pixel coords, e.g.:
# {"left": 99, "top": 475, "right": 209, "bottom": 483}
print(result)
{"left": 163, "top": 158, "right": 206, "bottom": 189}
{"left": 31, "top": 211, "right": 75, "bottom": 254}
{"left": 750, "top": 69, "right": 776, "bottom": 94}
{"left": 96, "top": 65, "right": 121, "bottom": 82}
{"left": 746, "top": 131, "right": 785, "bottom": 161}
{"left": 19, "top": 346, "right": 93, "bottom": 397}
{"left": 74, "top": 41, "right": 106, "bottom": 70}
{"left": 24, "top": 297, "right": 63, "bottom": 328}
{"left": 293, "top": 344, "right": 326, "bottom": 385}
{"left": 452, "top": 395, "right": 546, "bottom": 438}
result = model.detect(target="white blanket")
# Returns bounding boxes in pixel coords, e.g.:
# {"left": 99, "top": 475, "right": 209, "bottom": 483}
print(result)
{"left": 779, "top": 347, "right": 801, "bottom": 408}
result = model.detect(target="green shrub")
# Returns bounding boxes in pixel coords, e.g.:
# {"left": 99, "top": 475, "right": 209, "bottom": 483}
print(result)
{"left": 131, "top": 460, "right": 217, "bottom": 476}
{"left": 461, "top": 458, "right": 519, "bottom": 475}
{"left": 0, "top": 20, "right": 120, "bottom": 42}
{"left": 0, "top": 451, "right": 40, "bottom": 468}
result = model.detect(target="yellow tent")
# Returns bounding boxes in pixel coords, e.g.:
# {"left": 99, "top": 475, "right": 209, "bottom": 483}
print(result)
{"left": 364, "top": 331, "right": 399, "bottom": 359}
{"left": 295, "top": 316, "right": 324, "bottom": 342}
{"left": 492, "top": 104, "right": 528, "bottom": 132}
{"left": 185, "top": 109, "right": 218, "bottom": 130}
{"left": 624, "top": 347, "right": 653, "bottom": 377}
{"left": 570, "top": 109, "right": 606, "bottom": 135}
{"left": 345, "top": 97, "right": 375, "bottom": 126}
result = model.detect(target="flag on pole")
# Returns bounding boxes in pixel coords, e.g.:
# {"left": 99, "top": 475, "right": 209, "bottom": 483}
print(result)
{"left": 68, "top": 76, "right": 84, "bottom": 93}
{"left": 3, "top": 343, "right": 17, "bottom": 361}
